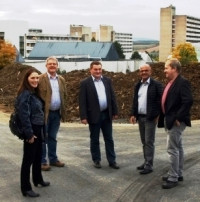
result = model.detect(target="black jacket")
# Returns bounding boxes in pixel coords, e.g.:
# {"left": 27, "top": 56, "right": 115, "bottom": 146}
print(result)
{"left": 79, "top": 76, "right": 118, "bottom": 124}
{"left": 158, "top": 75, "right": 193, "bottom": 130}
{"left": 17, "top": 90, "right": 44, "bottom": 140}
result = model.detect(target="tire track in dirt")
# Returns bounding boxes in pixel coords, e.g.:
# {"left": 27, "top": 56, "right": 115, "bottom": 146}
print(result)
{"left": 116, "top": 151, "right": 200, "bottom": 202}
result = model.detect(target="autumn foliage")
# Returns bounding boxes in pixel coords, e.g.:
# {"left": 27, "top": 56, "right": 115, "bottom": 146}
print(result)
{"left": 0, "top": 40, "right": 16, "bottom": 69}
{"left": 172, "top": 42, "right": 198, "bottom": 65}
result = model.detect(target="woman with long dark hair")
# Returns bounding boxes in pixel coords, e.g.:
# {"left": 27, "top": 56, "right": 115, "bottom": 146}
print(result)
{"left": 16, "top": 68, "right": 50, "bottom": 197}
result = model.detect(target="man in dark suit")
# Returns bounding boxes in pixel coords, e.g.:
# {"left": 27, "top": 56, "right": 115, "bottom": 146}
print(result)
{"left": 79, "top": 61, "right": 119, "bottom": 169}
{"left": 130, "top": 64, "right": 163, "bottom": 174}
{"left": 158, "top": 58, "right": 193, "bottom": 189}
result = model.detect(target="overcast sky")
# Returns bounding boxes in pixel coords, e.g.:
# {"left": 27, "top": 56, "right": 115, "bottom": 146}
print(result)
{"left": 1, "top": 0, "right": 199, "bottom": 40}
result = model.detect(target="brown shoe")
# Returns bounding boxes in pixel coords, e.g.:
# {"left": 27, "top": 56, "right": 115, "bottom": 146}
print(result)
{"left": 50, "top": 161, "right": 65, "bottom": 167}
{"left": 41, "top": 164, "right": 51, "bottom": 171}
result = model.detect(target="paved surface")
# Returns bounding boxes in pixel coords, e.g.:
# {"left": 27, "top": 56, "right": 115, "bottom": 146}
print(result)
{"left": 0, "top": 113, "right": 200, "bottom": 202}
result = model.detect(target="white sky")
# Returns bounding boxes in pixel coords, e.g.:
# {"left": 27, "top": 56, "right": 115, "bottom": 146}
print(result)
{"left": 0, "top": 0, "right": 200, "bottom": 40}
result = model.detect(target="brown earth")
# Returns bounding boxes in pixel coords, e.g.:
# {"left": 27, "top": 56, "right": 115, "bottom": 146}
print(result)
{"left": 0, "top": 62, "right": 200, "bottom": 122}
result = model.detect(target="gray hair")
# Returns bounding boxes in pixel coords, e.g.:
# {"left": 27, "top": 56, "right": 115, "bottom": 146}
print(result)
{"left": 45, "top": 56, "right": 58, "bottom": 65}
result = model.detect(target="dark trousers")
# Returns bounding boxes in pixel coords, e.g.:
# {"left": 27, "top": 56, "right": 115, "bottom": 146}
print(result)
{"left": 21, "top": 125, "right": 43, "bottom": 193}
{"left": 138, "top": 116, "right": 156, "bottom": 169}
{"left": 89, "top": 110, "right": 116, "bottom": 164}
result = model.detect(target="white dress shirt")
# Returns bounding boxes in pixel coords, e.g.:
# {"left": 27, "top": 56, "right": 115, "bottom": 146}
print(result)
{"left": 138, "top": 78, "right": 150, "bottom": 115}
{"left": 92, "top": 76, "right": 107, "bottom": 111}
{"left": 47, "top": 72, "right": 61, "bottom": 110}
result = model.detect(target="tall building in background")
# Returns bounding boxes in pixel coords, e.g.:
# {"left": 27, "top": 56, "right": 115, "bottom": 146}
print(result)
{"left": 99, "top": 25, "right": 133, "bottom": 59}
{"left": 70, "top": 24, "right": 92, "bottom": 41}
{"left": 112, "top": 31, "right": 133, "bottom": 59}
{"left": 70, "top": 24, "right": 133, "bottom": 59}
{"left": 99, "top": 25, "right": 113, "bottom": 41}
{"left": 159, "top": 5, "right": 200, "bottom": 62}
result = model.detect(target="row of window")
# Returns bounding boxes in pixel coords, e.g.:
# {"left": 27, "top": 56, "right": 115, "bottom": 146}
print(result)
{"left": 187, "top": 25, "right": 200, "bottom": 31}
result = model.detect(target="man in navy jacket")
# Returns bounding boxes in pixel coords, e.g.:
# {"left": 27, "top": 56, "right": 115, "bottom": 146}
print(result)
{"left": 79, "top": 61, "right": 119, "bottom": 169}
{"left": 130, "top": 64, "right": 163, "bottom": 174}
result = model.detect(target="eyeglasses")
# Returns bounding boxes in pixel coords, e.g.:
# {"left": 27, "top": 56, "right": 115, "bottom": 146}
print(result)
{"left": 47, "top": 63, "right": 57, "bottom": 65}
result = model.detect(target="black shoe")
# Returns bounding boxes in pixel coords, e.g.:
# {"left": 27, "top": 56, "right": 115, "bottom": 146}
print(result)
{"left": 22, "top": 190, "right": 40, "bottom": 197}
{"left": 162, "top": 181, "right": 178, "bottom": 189}
{"left": 34, "top": 181, "right": 50, "bottom": 187}
{"left": 162, "top": 176, "right": 183, "bottom": 182}
{"left": 93, "top": 161, "right": 102, "bottom": 168}
{"left": 140, "top": 169, "right": 153, "bottom": 174}
{"left": 137, "top": 164, "right": 145, "bottom": 170}
{"left": 109, "top": 162, "right": 120, "bottom": 169}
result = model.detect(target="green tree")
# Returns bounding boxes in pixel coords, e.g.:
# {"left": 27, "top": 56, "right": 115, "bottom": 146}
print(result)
{"left": 0, "top": 40, "right": 16, "bottom": 69}
{"left": 131, "top": 51, "right": 142, "bottom": 60}
{"left": 130, "top": 51, "right": 143, "bottom": 71}
{"left": 91, "top": 37, "right": 96, "bottom": 42}
{"left": 113, "top": 41, "right": 125, "bottom": 59}
{"left": 172, "top": 42, "right": 198, "bottom": 65}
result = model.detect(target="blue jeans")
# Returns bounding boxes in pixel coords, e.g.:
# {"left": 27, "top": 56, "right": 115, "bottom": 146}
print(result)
{"left": 138, "top": 116, "right": 157, "bottom": 170}
{"left": 42, "top": 110, "right": 61, "bottom": 164}
{"left": 89, "top": 110, "right": 116, "bottom": 164}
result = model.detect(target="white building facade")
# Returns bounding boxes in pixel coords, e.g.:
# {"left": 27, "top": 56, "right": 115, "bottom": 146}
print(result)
{"left": 112, "top": 31, "right": 133, "bottom": 59}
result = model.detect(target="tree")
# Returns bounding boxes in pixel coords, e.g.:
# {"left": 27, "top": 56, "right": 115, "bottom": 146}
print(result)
{"left": 91, "top": 37, "right": 96, "bottom": 42}
{"left": 113, "top": 41, "right": 125, "bottom": 59}
{"left": 172, "top": 42, "right": 198, "bottom": 65}
{"left": 0, "top": 40, "right": 16, "bottom": 69}
{"left": 130, "top": 51, "right": 143, "bottom": 71}
{"left": 131, "top": 51, "right": 142, "bottom": 60}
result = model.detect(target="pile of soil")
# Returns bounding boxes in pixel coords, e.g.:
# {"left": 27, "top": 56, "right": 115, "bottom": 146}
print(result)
{"left": 0, "top": 62, "right": 200, "bottom": 122}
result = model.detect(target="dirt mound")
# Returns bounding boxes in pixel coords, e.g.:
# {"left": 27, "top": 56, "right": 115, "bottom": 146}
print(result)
{"left": 0, "top": 62, "right": 200, "bottom": 122}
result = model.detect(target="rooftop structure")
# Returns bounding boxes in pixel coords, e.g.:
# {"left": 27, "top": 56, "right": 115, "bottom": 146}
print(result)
{"left": 28, "top": 41, "right": 119, "bottom": 61}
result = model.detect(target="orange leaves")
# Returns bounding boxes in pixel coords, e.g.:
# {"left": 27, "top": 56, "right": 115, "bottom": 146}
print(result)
{"left": 0, "top": 40, "right": 16, "bottom": 69}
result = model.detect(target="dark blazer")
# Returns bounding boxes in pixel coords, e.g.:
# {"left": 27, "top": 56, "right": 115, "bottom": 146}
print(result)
{"left": 158, "top": 75, "right": 193, "bottom": 130}
{"left": 79, "top": 76, "right": 118, "bottom": 124}
{"left": 131, "top": 78, "right": 163, "bottom": 121}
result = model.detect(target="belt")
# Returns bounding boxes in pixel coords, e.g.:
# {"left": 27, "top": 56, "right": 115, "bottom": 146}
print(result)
{"left": 101, "top": 109, "right": 108, "bottom": 113}
{"left": 138, "top": 114, "right": 146, "bottom": 117}
{"left": 49, "top": 109, "right": 60, "bottom": 112}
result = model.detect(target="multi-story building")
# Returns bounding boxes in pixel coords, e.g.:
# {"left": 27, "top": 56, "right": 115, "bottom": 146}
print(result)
{"left": 99, "top": 25, "right": 113, "bottom": 41}
{"left": 160, "top": 5, "right": 200, "bottom": 61}
{"left": 70, "top": 24, "right": 92, "bottom": 41}
{"left": 111, "top": 31, "right": 133, "bottom": 59}
{"left": 20, "top": 29, "right": 81, "bottom": 57}
{"left": 70, "top": 24, "right": 133, "bottom": 59}
{"left": 20, "top": 24, "right": 133, "bottom": 59}
{"left": 99, "top": 25, "right": 132, "bottom": 59}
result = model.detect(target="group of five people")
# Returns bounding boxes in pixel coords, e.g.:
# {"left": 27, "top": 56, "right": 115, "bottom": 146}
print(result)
{"left": 16, "top": 56, "right": 193, "bottom": 197}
